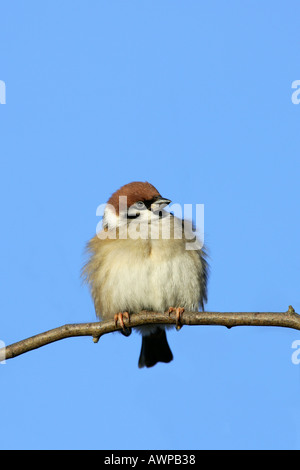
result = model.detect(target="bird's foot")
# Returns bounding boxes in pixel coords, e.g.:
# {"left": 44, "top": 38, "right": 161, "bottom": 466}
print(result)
{"left": 168, "top": 307, "right": 185, "bottom": 331}
{"left": 114, "top": 311, "right": 131, "bottom": 336}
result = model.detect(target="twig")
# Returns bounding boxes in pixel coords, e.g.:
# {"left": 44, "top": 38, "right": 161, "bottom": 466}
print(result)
{"left": 0, "top": 306, "right": 299, "bottom": 361}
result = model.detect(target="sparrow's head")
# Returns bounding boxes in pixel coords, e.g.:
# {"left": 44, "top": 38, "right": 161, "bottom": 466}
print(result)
{"left": 103, "top": 181, "right": 171, "bottom": 229}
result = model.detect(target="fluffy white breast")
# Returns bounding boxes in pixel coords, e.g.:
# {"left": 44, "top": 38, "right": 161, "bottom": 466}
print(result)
{"left": 92, "top": 215, "right": 203, "bottom": 321}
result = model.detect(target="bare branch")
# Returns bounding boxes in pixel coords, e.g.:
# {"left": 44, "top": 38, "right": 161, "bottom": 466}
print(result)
{"left": 1, "top": 306, "right": 299, "bottom": 361}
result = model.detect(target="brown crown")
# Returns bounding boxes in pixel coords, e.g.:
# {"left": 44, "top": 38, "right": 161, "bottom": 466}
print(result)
{"left": 107, "top": 181, "right": 161, "bottom": 214}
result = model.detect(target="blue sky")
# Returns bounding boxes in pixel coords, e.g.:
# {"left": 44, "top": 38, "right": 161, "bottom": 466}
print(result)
{"left": 1, "top": 1, "right": 300, "bottom": 450}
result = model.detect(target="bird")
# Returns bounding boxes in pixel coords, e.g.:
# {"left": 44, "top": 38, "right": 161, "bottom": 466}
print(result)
{"left": 82, "top": 181, "right": 208, "bottom": 368}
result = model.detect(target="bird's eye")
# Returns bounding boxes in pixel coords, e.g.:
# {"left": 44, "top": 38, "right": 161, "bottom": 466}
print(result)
{"left": 135, "top": 201, "right": 145, "bottom": 209}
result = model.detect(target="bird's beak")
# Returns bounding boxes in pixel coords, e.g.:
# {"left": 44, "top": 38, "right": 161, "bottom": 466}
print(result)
{"left": 151, "top": 197, "right": 171, "bottom": 212}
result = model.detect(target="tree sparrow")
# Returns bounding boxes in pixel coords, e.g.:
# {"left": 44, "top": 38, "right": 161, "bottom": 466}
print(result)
{"left": 82, "top": 181, "right": 208, "bottom": 368}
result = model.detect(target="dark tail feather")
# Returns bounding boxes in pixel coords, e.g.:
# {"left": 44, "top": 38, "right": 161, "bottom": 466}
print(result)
{"left": 138, "top": 328, "right": 173, "bottom": 368}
